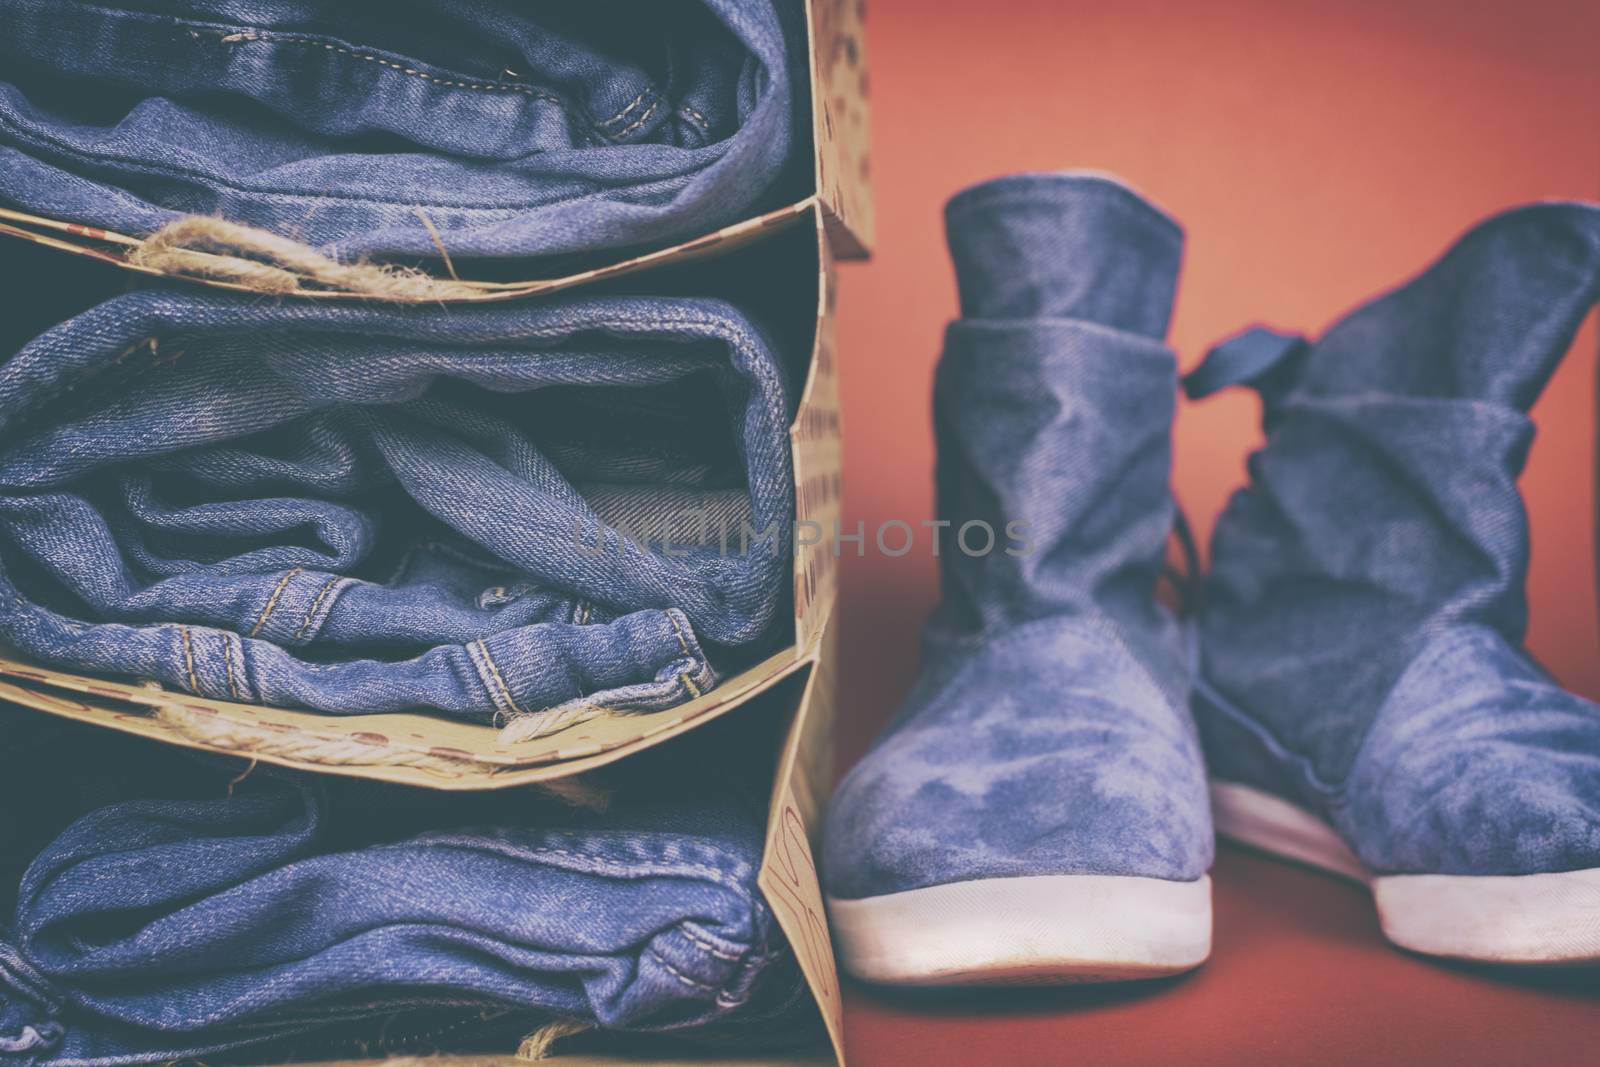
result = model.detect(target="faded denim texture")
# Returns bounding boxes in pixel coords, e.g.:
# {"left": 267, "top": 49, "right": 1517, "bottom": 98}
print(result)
{"left": 0, "top": 0, "right": 804, "bottom": 260}
{"left": 0, "top": 288, "right": 794, "bottom": 724}
{"left": 823, "top": 174, "right": 1212, "bottom": 901}
{"left": 0, "top": 717, "right": 809, "bottom": 1066}
{"left": 1192, "top": 203, "right": 1600, "bottom": 876}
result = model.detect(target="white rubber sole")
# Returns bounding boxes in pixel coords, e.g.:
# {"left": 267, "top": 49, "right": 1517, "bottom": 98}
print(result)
{"left": 1212, "top": 780, "right": 1600, "bottom": 964}
{"left": 826, "top": 872, "right": 1212, "bottom": 986}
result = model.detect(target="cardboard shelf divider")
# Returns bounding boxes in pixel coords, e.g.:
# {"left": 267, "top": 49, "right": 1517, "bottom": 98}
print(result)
{"left": 0, "top": 2, "right": 866, "bottom": 1061}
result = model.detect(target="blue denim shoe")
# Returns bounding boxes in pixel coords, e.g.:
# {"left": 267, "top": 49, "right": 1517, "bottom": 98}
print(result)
{"left": 1189, "top": 202, "right": 1600, "bottom": 964}
{"left": 822, "top": 174, "right": 1213, "bottom": 986}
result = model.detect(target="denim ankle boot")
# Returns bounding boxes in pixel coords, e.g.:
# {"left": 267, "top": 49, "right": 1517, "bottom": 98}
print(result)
{"left": 1189, "top": 202, "right": 1600, "bottom": 964}
{"left": 822, "top": 174, "right": 1213, "bottom": 986}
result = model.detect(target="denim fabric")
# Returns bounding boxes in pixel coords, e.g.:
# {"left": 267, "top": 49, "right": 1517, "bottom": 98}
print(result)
{"left": 823, "top": 174, "right": 1212, "bottom": 901}
{"left": 0, "top": 718, "right": 808, "bottom": 1066}
{"left": 0, "top": 288, "right": 793, "bottom": 722}
{"left": 0, "top": 0, "right": 803, "bottom": 260}
{"left": 1193, "top": 202, "right": 1600, "bottom": 876}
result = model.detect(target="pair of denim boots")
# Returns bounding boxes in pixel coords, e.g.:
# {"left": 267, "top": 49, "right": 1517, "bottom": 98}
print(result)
{"left": 824, "top": 173, "right": 1600, "bottom": 984}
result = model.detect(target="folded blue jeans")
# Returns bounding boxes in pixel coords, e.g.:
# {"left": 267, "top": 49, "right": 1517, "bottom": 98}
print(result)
{"left": 0, "top": 0, "right": 803, "bottom": 260}
{"left": 0, "top": 288, "right": 794, "bottom": 725}
{"left": 0, "top": 719, "right": 809, "bottom": 1066}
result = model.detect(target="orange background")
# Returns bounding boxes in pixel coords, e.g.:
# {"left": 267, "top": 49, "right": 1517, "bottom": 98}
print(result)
{"left": 831, "top": 1, "right": 1600, "bottom": 1063}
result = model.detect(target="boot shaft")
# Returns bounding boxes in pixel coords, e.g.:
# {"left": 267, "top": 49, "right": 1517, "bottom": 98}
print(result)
{"left": 1200, "top": 203, "right": 1600, "bottom": 784}
{"left": 931, "top": 174, "right": 1187, "bottom": 678}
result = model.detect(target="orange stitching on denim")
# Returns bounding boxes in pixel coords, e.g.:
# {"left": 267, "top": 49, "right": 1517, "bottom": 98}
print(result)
{"left": 209, "top": 31, "right": 675, "bottom": 147}
{"left": 293, "top": 576, "right": 342, "bottom": 641}
{"left": 178, "top": 626, "right": 199, "bottom": 693}
{"left": 598, "top": 87, "right": 654, "bottom": 127}
{"left": 476, "top": 640, "right": 530, "bottom": 717}
{"left": 645, "top": 947, "right": 721, "bottom": 994}
{"left": 112, "top": 337, "right": 156, "bottom": 365}
{"left": 151, "top": 346, "right": 186, "bottom": 368}
{"left": 666, "top": 613, "right": 693, "bottom": 658}
{"left": 665, "top": 613, "right": 704, "bottom": 698}
{"left": 217, "top": 32, "right": 571, "bottom": 104}
{"left": 679, "top": 924, "right": 744, "bottom": 962}
{"left": 223, "top": 633, "right": 240, "bottom": 700}
{"left": 613, "top": 96, "right": 662, "bottom": 138}
{"left": 248, "top": 568, "right": 301, "bottom": 637}
{"left": 679, "top": 102, "right": 712, "bottom": 132}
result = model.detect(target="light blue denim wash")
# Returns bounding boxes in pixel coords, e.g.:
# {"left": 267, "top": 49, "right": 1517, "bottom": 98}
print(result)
{"left": 0, "top": 0, "right": 805, "bottom": 259}
{"left": 1188, "top": 202, "right": 1600, "bottom": 876}
{"left": 0, "top": 716, "right": 811, "bottom": 1066}
{"left": 0, "top": 287, "right": 794, "bottom": 723}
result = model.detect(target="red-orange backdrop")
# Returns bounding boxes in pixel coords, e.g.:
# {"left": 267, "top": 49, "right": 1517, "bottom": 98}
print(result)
{"left": 832, "top": 2, "right": 1600, "bottom": 1063}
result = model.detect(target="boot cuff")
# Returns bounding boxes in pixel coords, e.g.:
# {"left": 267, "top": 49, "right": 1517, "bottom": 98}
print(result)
{"left": 945, "top": 172, "right": 1182, "bottom": 338}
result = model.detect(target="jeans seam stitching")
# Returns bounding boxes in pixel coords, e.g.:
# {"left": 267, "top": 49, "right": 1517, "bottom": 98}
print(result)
{"left": 0, "top": 113, "right": 710, "bottom": 212}
{"left": 597, "top": 87, "right": 655, "bottom": 128}
{"left": 678, "top": 102, "right": 712, "bottom": 132}
{"left": 399, "top": 835, "right": 756, "bottom": 890}
{"left": 216, "top": 31, "right": 570, "bottom": 103}
{"left": 610, "top": 96, "right": 662, "bottom": 139}
{"left": 645, "top": 946, "right": 727, "bottom": 996}
{"left": 248, "top": 568, "right": 301, "bottom": 637}
{"left": 223, "top": 631, "right": 240, "bottom": 700}
{"left": 473, "top": 639, "right": 530, "bottom": 717}
{"left": 213, "top": 29, "right": 662, "bottom": 145}
{"left": 465, "top": 639, "right": 510, "bottom": 719}
{"left": 677, "top": 924, "right": 744, "bottom": 961}
{"left": 292, "top": 576, "right": 342, "bottom": 641}
{"left": 664, "top": 612, "right": 704, "bottom": 698}
{"left": 177, "top": 624, "right": 198, "bottom": 692}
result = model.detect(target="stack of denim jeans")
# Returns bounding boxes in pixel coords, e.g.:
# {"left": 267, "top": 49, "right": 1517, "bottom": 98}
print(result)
{"left": 0, "top": 0, "right": 809, "bottom": 733}
{"left": 0, "top": 0, "right": 806, "bottom": 260}
{"left": 0, "top": 714, "right": 814, "bottom": 1065}
{"left": 0, "top": 287, "right": 796, "bottom": 729}
{"left": 0, "top": 1, "right": 823, "bottom": 1061}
